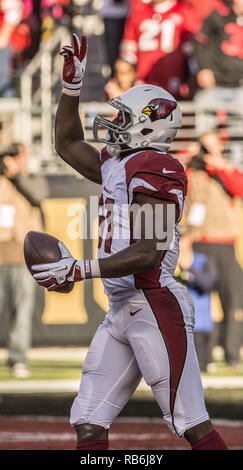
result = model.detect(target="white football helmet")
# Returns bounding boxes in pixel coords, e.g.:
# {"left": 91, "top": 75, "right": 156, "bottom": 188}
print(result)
{"left": 93, "top": 84, "right": 182, "bottom": 157}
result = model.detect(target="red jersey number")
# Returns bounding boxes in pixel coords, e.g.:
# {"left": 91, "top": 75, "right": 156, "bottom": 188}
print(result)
{"left": 222, "top": 23, "right": 243, "bottom": 59}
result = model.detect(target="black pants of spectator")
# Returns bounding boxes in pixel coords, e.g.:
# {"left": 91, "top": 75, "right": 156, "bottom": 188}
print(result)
{"left": 103, "top": 17, "right": 126, "bottom": 74}
{"left": 194, "top": 332, "right": 212, "bottom": 372}
{"left": 194, "top": 242, "right": 243, "bottom": 365}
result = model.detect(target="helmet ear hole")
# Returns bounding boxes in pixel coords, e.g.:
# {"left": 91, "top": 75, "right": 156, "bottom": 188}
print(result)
{"left": 140, "top": 128, "right": 153, "bottom": 136}
{"left": 170, "top": 113, "right": 173, "bottom": 121}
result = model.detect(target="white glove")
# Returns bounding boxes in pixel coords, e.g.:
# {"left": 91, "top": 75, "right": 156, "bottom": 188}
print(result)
{"left": 60, "top": 33, "right": 87, "bottom": 96}
{"left": 31, "top": 242, "right": 83, "bottom": 291}
{"left": 31, "top": 241, "right": 101, "bottom": 292}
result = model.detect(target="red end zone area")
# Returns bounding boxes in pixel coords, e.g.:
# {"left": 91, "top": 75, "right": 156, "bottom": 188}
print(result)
{"left": 0, "top": 417, "right": 242, "bottom": 450}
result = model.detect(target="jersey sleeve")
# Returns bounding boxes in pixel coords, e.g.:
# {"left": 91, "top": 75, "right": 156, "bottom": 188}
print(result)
{"left": 125, "top": 150, "right": 188, "bottom": 220}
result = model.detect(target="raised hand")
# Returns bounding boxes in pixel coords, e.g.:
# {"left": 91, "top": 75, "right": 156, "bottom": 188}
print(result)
{"left": 60, "top": 34, "right": 87, "bottom": 96}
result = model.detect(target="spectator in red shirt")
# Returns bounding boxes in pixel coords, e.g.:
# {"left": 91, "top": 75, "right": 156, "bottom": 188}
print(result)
{"left": 0, "top": 0, "right": 22, "bottom": 96}
{"left": 10, "top": 0, "right": 40, "bottom": 70}
{"left": 119, "top": 0, "right": 201, "bottom": 99}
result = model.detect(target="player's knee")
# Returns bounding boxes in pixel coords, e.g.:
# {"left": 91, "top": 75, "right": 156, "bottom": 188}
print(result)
{"left": 74, "top": 423, "right": 108, "bottom": 443}
{"left": 184, "top": 419, "right": 214, "bottom": 444}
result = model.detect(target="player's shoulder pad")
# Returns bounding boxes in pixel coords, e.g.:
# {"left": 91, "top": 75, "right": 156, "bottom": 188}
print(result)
{"left": 125, "top": 149, "right": 187, "bottom": 192}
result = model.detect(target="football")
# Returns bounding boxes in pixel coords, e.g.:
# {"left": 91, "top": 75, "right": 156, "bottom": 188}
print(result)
{"left": 24, "top": 231, "right": 74, "bottom": 293}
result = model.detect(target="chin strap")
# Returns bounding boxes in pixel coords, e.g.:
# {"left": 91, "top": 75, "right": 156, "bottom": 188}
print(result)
{"left": 106, "top": 143, "right": 170, "bottom": 159}
{"left": 106, "top": 144, "right": 122, "bottom": 157}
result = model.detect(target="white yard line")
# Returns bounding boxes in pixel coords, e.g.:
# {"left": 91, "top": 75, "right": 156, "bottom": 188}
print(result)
{"left": 0, "top": 431, "right": 169, "bottom": 442}
{"left": 0, "top": 417, "right": 242, "bottom": 448}
{"left": 1, "top": 415, "right": 243, "bottom": 427}
{"left": 0, "top": 432, "right": 75, "bottom": 442}
{"left": 0, "top": 346, "right": 242, "bottom": 362}
{"left": 0, "top": 379, "right": 81, "bottom": 393}
{"left": 0, "top": 348, "right": 88, "bottom": 361}
{"left": 1, "top": 376, "right": 243, "bottom": 394}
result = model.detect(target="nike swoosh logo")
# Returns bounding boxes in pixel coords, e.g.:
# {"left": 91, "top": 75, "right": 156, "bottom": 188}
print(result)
{"left": 162, "top": 168, "right": 176, "bottom": 174}
{"left": 130, "top": 308, "right": 142, "bottom": 316}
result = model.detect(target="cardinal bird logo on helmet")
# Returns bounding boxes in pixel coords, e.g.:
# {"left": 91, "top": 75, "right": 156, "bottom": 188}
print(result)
{"left": 142, "top": 98, "right": 177, "bottom": 122}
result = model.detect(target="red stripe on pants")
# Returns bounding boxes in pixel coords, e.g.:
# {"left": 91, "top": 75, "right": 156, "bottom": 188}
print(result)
{"left": 143, "top": 287, "right": 187, "bottom": 430}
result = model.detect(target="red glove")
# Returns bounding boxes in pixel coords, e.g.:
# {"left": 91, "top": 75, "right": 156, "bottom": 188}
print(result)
{"left": 60, "top": 33, "right": 87, "bottom": 96}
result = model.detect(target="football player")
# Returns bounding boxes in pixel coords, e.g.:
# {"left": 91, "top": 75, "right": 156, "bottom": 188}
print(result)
{"left": 32, "top": 34, "right": 228, "bottom": 451}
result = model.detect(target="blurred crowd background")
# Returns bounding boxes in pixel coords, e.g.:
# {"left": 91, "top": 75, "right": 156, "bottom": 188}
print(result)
{"left": 1, "top": 0, "right": 243, "bottom": 378}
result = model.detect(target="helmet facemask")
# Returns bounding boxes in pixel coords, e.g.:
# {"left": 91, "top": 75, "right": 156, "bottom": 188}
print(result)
{"left": 93, "top": 98, "right": 134, "bottom": 157}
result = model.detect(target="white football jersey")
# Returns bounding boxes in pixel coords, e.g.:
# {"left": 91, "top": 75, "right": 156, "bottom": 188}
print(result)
{"left": 97, "top": 147, "right": 187, "bottom": 297}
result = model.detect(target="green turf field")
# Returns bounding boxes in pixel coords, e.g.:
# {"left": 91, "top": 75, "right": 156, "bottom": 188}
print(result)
{"left": 0, "top": 357, "right": 243, "bottom": 418}
{"left": 0, "top": 358, "right": 82, "bottom": 381}
{"left": 0, "top": 357, "right": 243, "bottom": 381}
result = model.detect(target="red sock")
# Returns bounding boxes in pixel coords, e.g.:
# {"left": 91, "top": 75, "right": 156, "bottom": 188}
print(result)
{"left": 192, "top": 428, "right": 228, "bottom": 450}
{"left": 76, "top": 440, "right": 109, "bottom": 450}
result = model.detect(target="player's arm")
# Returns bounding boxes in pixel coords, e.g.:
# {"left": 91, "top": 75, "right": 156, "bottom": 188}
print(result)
{"left": 98, "top": 193, "right": 175, "bottom": 278}
{"left": 31, "top": 193, "right": 176, "bottom": 290}
{"left": 55, "top": 34, "right": 102, "bottom": 184}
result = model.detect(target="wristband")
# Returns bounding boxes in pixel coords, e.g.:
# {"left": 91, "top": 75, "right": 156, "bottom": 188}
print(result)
{"left": 77, "top": 259, "right": 101, "bottom": 279}
{"left": 62, "top": 87, "right": 81, "bottom": 97}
